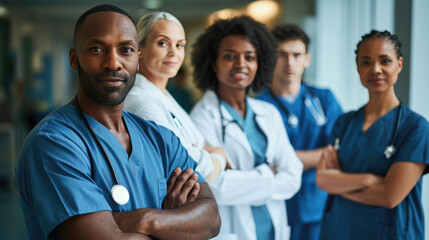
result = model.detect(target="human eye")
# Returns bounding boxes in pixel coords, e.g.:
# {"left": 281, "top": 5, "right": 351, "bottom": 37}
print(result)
{"left": 222, "top": 54, "right": 235, "bottom": 60}
{"left": 121, "top": 47, "right": 135, "bottom": 55}
{"left": 89, "top": 46, "right": 103, "bottom": 54}
{"left": 294, "top": 53, "right": 302, "bottom": 58}
{"left": 176, "top": 43, "right": 185, "bottom": 49}
{"left": 381, "top": 58, "right": 392, "bottom": 65}
{"left": 359, "top": 60, "right": 370, "bottom": 67}
{"left": 158, "top": 41, "right": 168, "bottom": 47}
{"left": 245, "top": 55, "right": 256, "bottom": 61}
{"left": 277, "top": 52, "right": 287, "bottom": 58}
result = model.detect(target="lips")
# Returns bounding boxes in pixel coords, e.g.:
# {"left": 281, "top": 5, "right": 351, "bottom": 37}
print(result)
{"left": 163, "top": 61, "right": 178, "bottom": 67}
{"left": 232, "top": 72, "right": 248, "bottom": 80}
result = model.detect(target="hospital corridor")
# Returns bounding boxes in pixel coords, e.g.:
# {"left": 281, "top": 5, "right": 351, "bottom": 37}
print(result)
{"left": 0, "top": 0, "right": 428, "bottom": 239}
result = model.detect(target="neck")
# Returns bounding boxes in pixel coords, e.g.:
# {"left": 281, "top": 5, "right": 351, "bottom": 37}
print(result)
{"left": 73, "top": 89, "right": 125, "bottom": 132}
{"left": 271, "top": 77, "right": 301, "bottom": 96}
{"left": 139, "top": 67, "right": 169, "bottom": 91}
{"left": 217, "top": 86, "right": 247, "bottom": 117}
{"left": 366, "top": 89, "right": 400, "bottom": 116}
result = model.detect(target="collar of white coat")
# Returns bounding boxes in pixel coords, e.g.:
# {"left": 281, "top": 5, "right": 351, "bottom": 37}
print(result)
{"left": 202, "top": 90, "right": 271, "bottom": 118}
{"left": 135, "top": 73, "right": 180, "bottom": 111}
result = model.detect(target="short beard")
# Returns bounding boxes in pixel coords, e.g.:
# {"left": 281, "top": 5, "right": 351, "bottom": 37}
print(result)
{"left": 77, "top": 60, "right": 137, "bottom": 106}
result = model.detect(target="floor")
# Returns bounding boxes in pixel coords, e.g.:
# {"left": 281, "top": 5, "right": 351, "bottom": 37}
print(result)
{"left": 0, "top": 189, "right": 28, "bottom": 239}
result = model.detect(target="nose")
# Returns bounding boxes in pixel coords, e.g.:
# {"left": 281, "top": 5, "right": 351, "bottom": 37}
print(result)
{"left": 167, "top": 45, "right": 176, "bottom": 57}
{"left": 234, "top": 55, "right": 246, "bottom": 68}
{"left": 103, "top": 49, "right": 122, "bottom": 71}
{"left": 285, "top": 55, "right": 294, "bottom": 66}
{"left": 371, "top": 62, "right": 382, "bottom": 74}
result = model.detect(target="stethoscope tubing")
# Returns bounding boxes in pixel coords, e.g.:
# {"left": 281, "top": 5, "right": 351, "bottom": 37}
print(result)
{"left": 268, "top": 86, "right": 326, "bottom": 128}
{"left": 75, "top": 96, "right": 121, "bottom": 187}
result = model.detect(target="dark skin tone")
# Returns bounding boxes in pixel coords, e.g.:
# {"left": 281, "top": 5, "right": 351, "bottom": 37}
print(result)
{"left": 55, "top": 11, "right": 220, "bottom": 240}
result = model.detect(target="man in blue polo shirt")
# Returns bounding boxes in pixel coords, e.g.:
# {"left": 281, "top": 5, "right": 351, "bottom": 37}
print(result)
{"left": 258, "top": 24, "right": 342, "bottom": 240}
{"left": 16, "top": 4, "right": 220, "bottom": 240}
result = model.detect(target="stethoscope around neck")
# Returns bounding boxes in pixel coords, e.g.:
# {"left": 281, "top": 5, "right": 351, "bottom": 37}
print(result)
{"left": 268, "top": 86, "right": 327, "bottom": 128}
{"left": 334, "top": 103, "right": 403, "bottom": 160}
{"left": 75, "top": 96, "right": 130, "bottom": 205}
{"left": 216, "top": 95, "right": 243, "bottom": 143}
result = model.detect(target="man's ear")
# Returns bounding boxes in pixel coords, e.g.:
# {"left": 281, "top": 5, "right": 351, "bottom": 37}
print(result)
{"left": 304, "top": 53, "right": 311, "bottom": 68}
{"left": 69, "top": 48, "right": 78, "bottom": 70}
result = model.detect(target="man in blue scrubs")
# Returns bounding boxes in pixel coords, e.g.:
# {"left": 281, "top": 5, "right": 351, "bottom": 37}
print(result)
{"left": 258, "top": 24, "right": 342, "bottom": 240}
{"left": 15, "top": 4, "right": 220, "bottom": 240}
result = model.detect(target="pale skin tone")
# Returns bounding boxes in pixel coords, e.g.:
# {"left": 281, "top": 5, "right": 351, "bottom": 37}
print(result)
{"left": 139, "top": 19, "right": 228, "bottom": 163}
{"left": 270, "top": 39, "right": 322, "bottom": 171}
{"left": 56, "top": 11, "right": 220, "bottom": 239}
{"left": 316, "top": 37, "right": 426, "bottom": 209}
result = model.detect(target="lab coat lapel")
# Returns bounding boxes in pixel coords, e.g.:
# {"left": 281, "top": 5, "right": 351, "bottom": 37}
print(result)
{"left": 248, "top": 98, "right": 273, "bottom": 164}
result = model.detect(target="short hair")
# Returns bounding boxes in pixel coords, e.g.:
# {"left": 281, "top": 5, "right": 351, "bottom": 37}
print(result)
{"left": 271, "top": 24, "right": 310, "bottom": 52}
{"left": 136, "top": 11, "right": 183, "bottom": 46}
{"left": 355, "top": 30, "right": 403, "bottom": 61}
{"left": 73, "top": 4, "right": 135, "bottom": 47}
{"left": 191, "top": 16, "right": 277, "bottom": 93}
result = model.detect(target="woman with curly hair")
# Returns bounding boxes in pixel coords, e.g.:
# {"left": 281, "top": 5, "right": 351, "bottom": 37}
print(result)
{"left": 190, "top": 16, "right": 303, "bottom": 240}
{"left": 316, "top": 30, "right": 429, "bottom": 239}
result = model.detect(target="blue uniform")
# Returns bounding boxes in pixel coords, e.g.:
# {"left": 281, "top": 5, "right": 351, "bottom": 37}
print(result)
{"left": 320, "top": 104, "right": 429, "bottom": 240}
{"left": 258, "top": 85, "right": 342, "bottom": 240}
{"left": 16, "top": 104, "right": 203, "bottom": 240}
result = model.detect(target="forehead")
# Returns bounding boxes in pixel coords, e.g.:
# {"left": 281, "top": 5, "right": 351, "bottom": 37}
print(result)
{"left": 76, "top": 11, "right": 137, "bottom": 47}
{"left": 149, "top": 20, "right": 185, "bottom": 40}
{"left": 357, "top": 37, "right": 396, "bottom": 57}
{"left": 278, "top": 39, "right": 306, "bottom": 52}
{"left": 219, "top": 35, "right": 256, "bottom": 52}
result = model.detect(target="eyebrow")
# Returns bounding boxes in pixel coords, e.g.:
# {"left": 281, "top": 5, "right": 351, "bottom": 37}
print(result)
{"left": 222, "top": 49, "right": 256, "bottom": 54}
{"left": 87, "top": 39, "right": 137, "bottom": 46}
{"left": 359, "top": 54, "right": 392, "bottom": 60}
{"left": 155, "top": 34, "right": 186, "bottom": 42}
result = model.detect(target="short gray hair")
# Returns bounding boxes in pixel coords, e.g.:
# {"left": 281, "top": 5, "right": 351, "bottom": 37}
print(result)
{"left": 136, "top": 11, "right": 183, "bottom": 46}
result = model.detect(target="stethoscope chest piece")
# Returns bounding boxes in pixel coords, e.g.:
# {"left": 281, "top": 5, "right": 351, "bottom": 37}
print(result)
{"left": 288, "top": 114, "right": 299, "bottom": 128}
{"left": 384, "top": 145, "right": 396, "bottom": 159}
{"left": 111, "top": 184, "right": 130, "bottom": 205}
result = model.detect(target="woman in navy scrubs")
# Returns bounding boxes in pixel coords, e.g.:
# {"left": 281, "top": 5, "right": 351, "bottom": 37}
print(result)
{"left": 317, "top": 30, "right": 429, "bottom": 240}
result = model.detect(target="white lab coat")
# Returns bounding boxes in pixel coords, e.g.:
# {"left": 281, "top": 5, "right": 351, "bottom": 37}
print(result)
{"left": 124, "top": 74, "right": 226, "bottom": 179}
{"left": 190, "top": 91, "right": 303, "bottom": 240}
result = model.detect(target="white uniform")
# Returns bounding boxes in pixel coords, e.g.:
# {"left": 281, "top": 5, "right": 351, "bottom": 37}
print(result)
{"left": 190, "top": 91, "right": 303, "bottom": 240}
{"left": 124, "top": 74, "right": 226, "bottom": 180}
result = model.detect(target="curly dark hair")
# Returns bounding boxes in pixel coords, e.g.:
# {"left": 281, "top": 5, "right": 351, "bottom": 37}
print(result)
{"left": 191, "top": 15, "right": 277, "bottom": 93}
{"left": 271, "top": 24, "right": 310, "bottom": 52}
{"left": 355, "top": 30, "right": 403, "bottom": 62}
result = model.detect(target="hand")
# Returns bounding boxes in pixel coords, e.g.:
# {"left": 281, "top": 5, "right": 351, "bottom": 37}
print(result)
{"left": 269, "top": 165, "right": 277, "bottom": 175}
{"left": 318, "top": 145, "right": 341, "bottom": 172}
{"left": 162, "top": 168, "right": 200, "bottom": 209}
{"left": 204, "top": 145, "right": 227, "bottom": 160}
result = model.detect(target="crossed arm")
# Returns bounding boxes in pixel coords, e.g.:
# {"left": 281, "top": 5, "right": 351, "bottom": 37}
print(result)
{"left": 55, "top": 168, "right": 221, "bottom": 240}
{"left": 316, "top": 145, "right": 426, "bottom": 209}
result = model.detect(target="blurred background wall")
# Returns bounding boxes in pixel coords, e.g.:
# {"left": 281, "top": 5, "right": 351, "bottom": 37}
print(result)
{"left": 0, "top": 0, "right": 427, "bottom": 239}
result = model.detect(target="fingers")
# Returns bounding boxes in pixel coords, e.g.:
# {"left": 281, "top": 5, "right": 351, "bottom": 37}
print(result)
{"left": 163, "top": 168, "right": 199, "bottom": 209}
{"left": 167, "top": 168, "right": 181, "bottom": 193}
{"left": 187, "top": 182, "right": 200, "bottom": 202}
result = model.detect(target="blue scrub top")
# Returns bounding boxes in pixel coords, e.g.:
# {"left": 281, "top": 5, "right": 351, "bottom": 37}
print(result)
{"left": 258, "top": 85, "right": 343, "bottom": 224}
{"left": 320, "top": 104, "right": 429, "bottom": 240}
{"left": 221, "top": 100, "right": 275, "bottom": 240}
{"left": 16, "top": 104, "right": 204, "bottom": 240}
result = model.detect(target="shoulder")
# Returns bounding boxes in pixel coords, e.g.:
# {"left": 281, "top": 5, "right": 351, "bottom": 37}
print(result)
{"left": 191, "top": 91, "right": 218, "bottom": 114}
{"left": 248, "top": 97, "right": 281, "bottom": 119}
{"left": 124, "top": 74, "right": 165, "bottom": 112}
{"left": 304, "top": 84, "right": 336, "bottom": 101}
{"left": 256, "top": 89, "right": 273, "bottom": 102}
{"left": 401, "top": 105, "right": 429, "bottom": 135}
